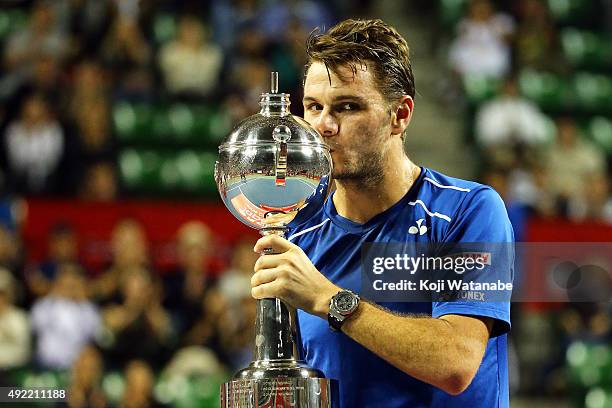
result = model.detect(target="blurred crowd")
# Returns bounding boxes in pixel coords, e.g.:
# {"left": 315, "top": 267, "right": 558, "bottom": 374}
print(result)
{"left": 444, "top": 0, "right": 612, "bottom": 235}
{"left": 441, "top": 0, "right": 612, "bottom": 402}
{"left": 0, "top": 0, "right": 348, "bottom": 200}
{"left": 0, "top": 217, "right": 260, "bottom": 407}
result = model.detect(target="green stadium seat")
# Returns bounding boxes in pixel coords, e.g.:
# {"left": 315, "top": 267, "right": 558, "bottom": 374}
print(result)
{"left": 175, "top": 150, "right": 218, "bottom": 196}
{"left": 102, "top": 371, "right": 125, "bottom": 404}
{"left": 547, "top": 0, "right": 597, "bottom": 26}
{"left": 166, "top": 104, "right": 196, "bottom": 143}
{"left": 119, "top": 149, "right": 164, "bottom": 193}
{"left": 562, "top": 29, "right": 612, "bottom": 71}
{"left": 120, "top": 149, "right": 219, "bottom": 197}
{"left": 153, "top": 13, "right": 177, "bottom": 45}
{"left": 462, "top": 74, "right": 501, "bottom": 106}
{"left": 519, "top": 70, "right": 571, "bottom": 113}
{"left": 187, "top": 374, "right": 227, "bottom": 407}
{"left": 439, "top": 0, "right": 468, "bottom": 29}
{"left": 159, "top": 152, "right": 182, "bottom": 192}
{"left": 586, "top": 117, "right": 612, "bottom": 154}
{"left": 567, "top": 342, "right": 611, "bottom": 389}
{"left": 0, "top": 9, "right": 27, "bottom": 40}
{"left": 21, "top": 370, "right": 69, "bottom": 389}
{"left": 572, "top": 73, "right": 612, "bottom": 114}
{"left": 191, "top": 106, "right": 215, "bottom": 145}
{"left": 189, "top": 105, "right": 231, "bottom": 147}
{"left": 585, "top": 387, "right": 612, "bottom": 408}
{"left": 206, "top": 109, "right": 233, "bottom": 145}
{"left": 151, "top": 106, "right": 174, "bottom": 144}
{"left": 196, "top": 151, "right": 218, "bottom": 196}
{"left": 115, "top": 102, "right": 232, "bottom": 149}
{"left": 113, "top": 102, "right": 156, "bottom": 144}
{"left": 155, "top": 373, "right": 227, "bottom": 408}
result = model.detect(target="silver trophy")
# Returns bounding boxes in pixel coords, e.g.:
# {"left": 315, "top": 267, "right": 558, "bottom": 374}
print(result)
{"left": 215, "top": 73, "right": 336, "bottom": 407}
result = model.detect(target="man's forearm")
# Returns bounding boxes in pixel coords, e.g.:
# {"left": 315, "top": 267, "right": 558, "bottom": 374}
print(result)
{"left": 339, "top": 301, "right": 491, "bottom": 395}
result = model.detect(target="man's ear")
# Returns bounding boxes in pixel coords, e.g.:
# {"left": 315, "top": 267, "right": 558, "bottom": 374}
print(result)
{"left": 391, "top": 96, "right": 413, "bottom": 136}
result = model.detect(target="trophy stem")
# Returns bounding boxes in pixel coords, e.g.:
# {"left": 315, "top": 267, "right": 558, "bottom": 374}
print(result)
{"left": 253, "top": 227, "right": 300, "bottom": 363}
{"left": 222, "top": 226, "right": 336, "bottom": 407}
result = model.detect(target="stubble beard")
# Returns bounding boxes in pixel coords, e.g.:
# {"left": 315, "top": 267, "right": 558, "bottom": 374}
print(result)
{"left": 333, "top": 149, "right": 385, "bottom": 190}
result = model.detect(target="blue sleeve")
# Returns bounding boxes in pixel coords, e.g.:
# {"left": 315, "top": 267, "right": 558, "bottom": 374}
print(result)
{"left": 432, "top": 187, "right": 514, "bottom": 337}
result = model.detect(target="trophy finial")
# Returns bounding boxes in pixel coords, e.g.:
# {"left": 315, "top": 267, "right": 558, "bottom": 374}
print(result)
{"left": 271, "top": 71, "right": 278, "bottom": 93}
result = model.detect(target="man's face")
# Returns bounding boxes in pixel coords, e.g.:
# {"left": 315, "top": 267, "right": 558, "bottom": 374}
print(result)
{"left": 303, "top": 62, "right": 393, "bottom": 185}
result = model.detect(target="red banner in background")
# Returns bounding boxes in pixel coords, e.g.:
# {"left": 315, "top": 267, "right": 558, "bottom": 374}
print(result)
{"left": 522, "top": 218, "right": 612, "bottom": 311}
{"left": 23, "top": 199, "right": 256, "bottom": 274}
{"left": 22, "top": 201, "right": 612, "bottom": 277}
{"left": 526, "top": 218, "right": 612, "bottom": 242}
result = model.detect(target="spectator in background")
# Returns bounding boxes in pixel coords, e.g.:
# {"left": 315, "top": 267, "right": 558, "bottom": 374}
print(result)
{"left": 475, "top": 76, "right": 551, "bottom": 167}
{"left": 211, "top": 0, "right": 261, "bottom": 53}
{"left": 3, "top": 93, "right": 66, "bottom": 195}
{"left": 258, "top": 0, "right": 335, "bottom": 41}
{"left": 270, "top": 18, "right": 310, "bottom": 100}
{"left": 158, "top": 15, "right": 223, "bottom": 100}
{"left": 93, "top": 218, "right": 149, "bottom": 302}
{"left": 29, "top": 55, "right": 63, "bottom": 105}
{"left": 31, "top": 263, "right": 101, "bottom": 370}
{"left": 102, "top": 268, "right": 172, "bottom": 370}
{"left": 64, "top": 0, "right": 113, "bottom": 59}
{"left": 515, "top": 0, "right": 559, "bottom": 70}
{"left": 0, "top": 269, "right": 30, "bottom": 375}
{"left": 545, "top": 118, "right": 606, "bottom": 213}
{"left": 182, "top": 289, "right": 226, "bottom": 356}
{"left": 229, "top": 57, "right": 272, "bottom": 110}
{"left": 217, "top": 238, "right": 257, "bottom": 307}
{"left": 1, "top": 1, "right": 68, "bottom": 98}
{"left": 26, "top": 222, "right": 79, "bottom": 298}
{"left": 506, "top": 163, "right": 557, "bottom": 218}
{"left": 67, "top": 61, "right": 109, "bottom": 125}
{"left": 449, "top": 0, "right": 515, "bottom": 78}
{"left": 222, "top": 90, "right": 254, "bottom": 127}
{"left": 73, "top": 99, "right": 116, "bottom": 162}
{"left": 0, "top": 199, "right": 25, "bottom": 239}
{"left": 3, "top": 54, "right": 63, "bottom": 113}
{"left": 101, "top": 16, "right": 154, "bottom": 101}
{"left": 218, "top": 293, "right": 255, "bottom": 372}
{"left": 164, "top": 221, "right": 215, "bottom": 334}
{"left": 120, "top": 360, "right": 166, "bottom": 408}
{"left": 67, "top": 345, "right": 107, "bottom": 408}
{"left": 567, "top": 171, "right": 612, "bottom": 223}
{"left": 0, "top": 225, "right": 21, "bottom": 279}
{"left": 216, "top": 239, "right": 258, "bottom": 370}
{"left": 481, "top": 168, "right": 530, "bottom": 241}
{"left": 79, "top": 161, "right": 118, "bottom": 202}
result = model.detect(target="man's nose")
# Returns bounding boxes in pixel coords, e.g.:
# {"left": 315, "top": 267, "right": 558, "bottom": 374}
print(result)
{"left": 314, "top": 111, "right": 339, "bottom": 137}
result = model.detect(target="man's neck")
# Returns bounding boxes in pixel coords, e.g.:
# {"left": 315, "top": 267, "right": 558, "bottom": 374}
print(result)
{"left": 332, "top": 157, "right": 420, "bottom": 224}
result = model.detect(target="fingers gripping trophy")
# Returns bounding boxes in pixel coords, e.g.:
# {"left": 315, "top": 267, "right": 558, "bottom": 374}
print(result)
{"left": 215, "top": 73, "right": 337, "bottom": 407}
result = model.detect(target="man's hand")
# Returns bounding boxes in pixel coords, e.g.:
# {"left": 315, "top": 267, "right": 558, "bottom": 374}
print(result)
{"left": 252, "top": 234, "right": 339, "bottom": 318}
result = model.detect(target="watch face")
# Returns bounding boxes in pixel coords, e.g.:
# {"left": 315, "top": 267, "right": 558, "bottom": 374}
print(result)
{"left": 334, "top": 292, "right": 358, "bottom": 315}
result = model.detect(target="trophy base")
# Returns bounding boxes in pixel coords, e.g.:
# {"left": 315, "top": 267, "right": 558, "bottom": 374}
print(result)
{"left": 221, "top": 377, "right": 336, "bottom": 408}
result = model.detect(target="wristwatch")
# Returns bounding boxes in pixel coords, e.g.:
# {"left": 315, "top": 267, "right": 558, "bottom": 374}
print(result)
{"left": 328, "top": 290, "right": 360, "bottom": 331}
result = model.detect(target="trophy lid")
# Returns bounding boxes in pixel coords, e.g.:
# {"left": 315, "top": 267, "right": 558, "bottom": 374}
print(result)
{"left": 215, "top": 73, "right": 332, "bottom": 231}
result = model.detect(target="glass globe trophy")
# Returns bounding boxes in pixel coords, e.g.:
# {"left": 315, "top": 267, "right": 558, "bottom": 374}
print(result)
{"left": 215, "top": 73, "right": 336, "bottom": 407}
